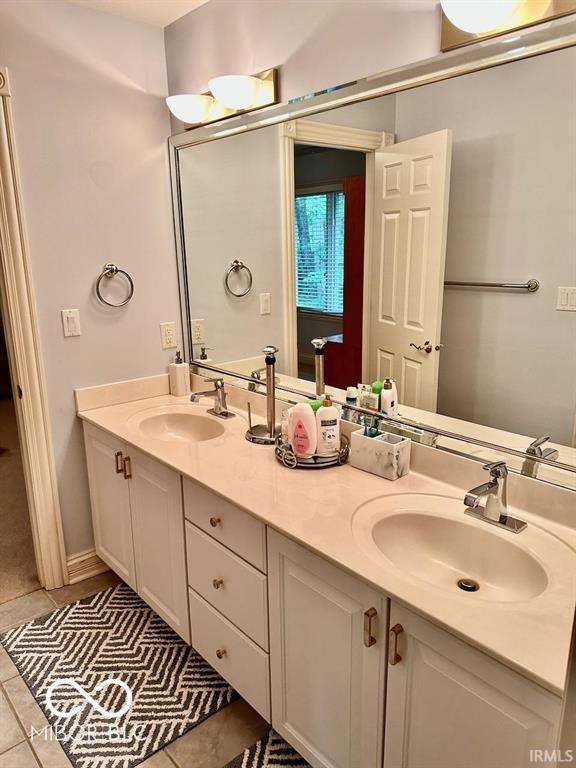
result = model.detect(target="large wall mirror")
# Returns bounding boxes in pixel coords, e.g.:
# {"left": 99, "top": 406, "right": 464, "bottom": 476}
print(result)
{"left": 170, "top": 35, "right": 576, "bottom": 489}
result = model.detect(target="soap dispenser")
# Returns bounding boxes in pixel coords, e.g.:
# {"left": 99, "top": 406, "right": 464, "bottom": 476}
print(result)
{"left": 169, "top": 351, "right": 190, "bottom": 397}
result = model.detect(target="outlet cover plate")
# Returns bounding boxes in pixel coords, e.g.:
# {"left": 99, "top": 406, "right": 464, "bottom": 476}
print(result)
{"left": 160, "top": 322, "right": 177, "bottom": 349}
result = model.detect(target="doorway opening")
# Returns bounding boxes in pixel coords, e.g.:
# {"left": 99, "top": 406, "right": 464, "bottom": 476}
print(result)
{"left": 0, "top": 307, "right": 40, "bottom": 602}
{"left": 294, "top": 144, "right": 366, "bottom": 388}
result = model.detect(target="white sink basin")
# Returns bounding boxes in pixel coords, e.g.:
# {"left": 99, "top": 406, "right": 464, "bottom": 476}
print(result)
{"left": 351, "top": 493, "right": 570, "bottom": 602}
{"left": 128, "top": 406, "right": 226, "bottom": 443}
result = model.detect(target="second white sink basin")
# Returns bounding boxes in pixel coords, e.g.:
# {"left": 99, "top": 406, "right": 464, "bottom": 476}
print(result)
{"left": 371, "top": 511, "right": 547, "bottom": 601}
{"left": 351, "top": 493, "right": 571, "bottom": 602}
{"left": 128, "top": 406, "right": 226, "bottom": 443}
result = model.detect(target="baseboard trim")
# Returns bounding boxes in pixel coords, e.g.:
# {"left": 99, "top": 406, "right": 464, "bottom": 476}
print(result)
{"left": 66, "top": 548, "right": 109, "bottom": 584}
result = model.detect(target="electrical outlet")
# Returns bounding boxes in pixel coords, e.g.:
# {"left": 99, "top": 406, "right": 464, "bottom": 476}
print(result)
{"left": 61, "top": 309, "right": 81, "bottom": 337}
{"left": 556, "top": 286, "right": 576, "bottom": 311}
{"left": 160, "top": 321, "right": 177, "bottom": 349}
{"left": 259, "top": 293, "right": 271, "bottom": 315}
{"left": 191, "top": 318, "right": 206, "bottom": 344}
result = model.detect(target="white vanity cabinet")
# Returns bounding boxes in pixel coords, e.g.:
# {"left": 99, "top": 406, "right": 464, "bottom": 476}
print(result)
{"left": 83, "top": 423, "right": 189, "bottom": 642}
{"left": 267, "top": 528, "right": 387, "bottom": 768}
{"left": 384, "top": 602, "right": 563, "bottom": 768}
{"left": 83, "top": 423, "right": 136, "bottom": 590}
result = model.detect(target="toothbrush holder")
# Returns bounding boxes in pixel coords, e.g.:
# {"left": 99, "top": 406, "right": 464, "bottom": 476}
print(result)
{"left": 350, "top": 428, "right": 411, "bottom": 481}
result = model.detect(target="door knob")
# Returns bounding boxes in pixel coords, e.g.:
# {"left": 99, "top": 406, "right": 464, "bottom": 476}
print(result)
{"left": 212, "top": 578, "right": 224, "bottom": 590}
{"left": 410, "top": 341, "right": 433, "bottom": 354}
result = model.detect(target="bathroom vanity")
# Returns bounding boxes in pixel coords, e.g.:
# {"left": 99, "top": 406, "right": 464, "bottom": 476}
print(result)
{"left": 76, "top": 378, "right": 575, "bottom": 768}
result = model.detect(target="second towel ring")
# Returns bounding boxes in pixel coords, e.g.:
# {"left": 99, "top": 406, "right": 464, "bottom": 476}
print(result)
{"left": 225, "top": 259, "right": 253, "bottom": 298}
{"left": 96, "top": 263, "right": 134, "bottom": 307}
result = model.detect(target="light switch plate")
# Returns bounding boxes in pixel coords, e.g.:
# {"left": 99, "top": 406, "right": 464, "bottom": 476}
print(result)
{"left": 160, "top": 322, "right": 177, "bottom": 349}
{"left": 259, "top": 293, "right": 271, "bottom": 315}
{"left": 61, "top": 309, "right": 81, "bottom": 337}
{"left": 556, "top": 287, "right": 576, "bottom": 311}
{"left": 191, "top": 318, "right": 205, "bottom": 344}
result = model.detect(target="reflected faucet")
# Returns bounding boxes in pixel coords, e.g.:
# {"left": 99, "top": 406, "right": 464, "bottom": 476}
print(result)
{"left": 521, "top": 436, "right": 559, "bottom": 479}
{"left": 464, "top": 461, "right": 527, "bottom": 533}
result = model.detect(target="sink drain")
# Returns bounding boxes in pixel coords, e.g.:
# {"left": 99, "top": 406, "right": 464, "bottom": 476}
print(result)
{"left": 457, "top": 578, "right": 480, "bottom": 593}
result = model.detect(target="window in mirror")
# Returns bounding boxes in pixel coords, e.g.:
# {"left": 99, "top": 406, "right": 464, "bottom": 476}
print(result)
{"left": 295, "top": 188, "right": 345, "bottom": 315}
{"left": 294, "top": 145, "right": 367, "bottom": 385}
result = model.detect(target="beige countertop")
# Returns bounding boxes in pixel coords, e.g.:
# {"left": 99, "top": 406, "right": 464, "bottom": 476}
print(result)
{"left": 77, "top": 388, "right": 576, "bottom": 697}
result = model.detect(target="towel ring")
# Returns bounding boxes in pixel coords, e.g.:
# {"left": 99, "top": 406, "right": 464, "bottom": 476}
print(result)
{"left": 225, "top": 259, "right": 253, "bottom": 298}
{"left": 96, "top": 263, "right": 134, "bottom": 307}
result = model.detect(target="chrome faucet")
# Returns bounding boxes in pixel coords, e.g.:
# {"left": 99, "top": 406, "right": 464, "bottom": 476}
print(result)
{"left": 464, "top": 461, "right": 527, "bottom": 533}
{"left": 190, "top": 378, "right": 234, "bottom": 419}
{"left": 521, "top": 435, "right": 559, "bottom": 478}
{"left": 248, "top": 366, "right": 280, "bottom": 393}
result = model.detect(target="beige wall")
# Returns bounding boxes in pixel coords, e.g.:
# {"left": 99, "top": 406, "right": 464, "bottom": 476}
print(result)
{"left": 0, "top": 1, "right": 180, "bottom": 556}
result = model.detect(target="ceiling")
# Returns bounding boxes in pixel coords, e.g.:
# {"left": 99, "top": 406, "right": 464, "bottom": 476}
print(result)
{"left": 66, "top": 0, "right": 210, "bottom": 28}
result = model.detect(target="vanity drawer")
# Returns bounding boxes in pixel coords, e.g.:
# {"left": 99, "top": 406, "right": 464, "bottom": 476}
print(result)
{"left": 183, "top": 478, "right": 266, "bottom": 572}
{"left": 188, "top": 588, "right": 270, "bottom": 722}
{"left": 185, "top": 522, "right": 269, "bottom": 650}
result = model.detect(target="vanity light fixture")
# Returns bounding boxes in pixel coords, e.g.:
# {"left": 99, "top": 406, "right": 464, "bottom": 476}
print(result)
{"left": 440, "top": 0, "right": 523, "bottom": 34}
{"left": 165, "top": 94, "right": 215, "bottom": 124}
{"left": 440, "top": 0, "right": 576, "bottom": 50}
{"left": 165, "top": 69, "right": 278, "bottom": 129}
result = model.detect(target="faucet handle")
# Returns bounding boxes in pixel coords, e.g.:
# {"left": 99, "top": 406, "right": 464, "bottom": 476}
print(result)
{"left": 204, "top": 377, "right": 224, "bottom": 388}
{"left": 526, "top": 435, "right": 551, "bottom": 456}
{"left": 483, "top": 461, "right": 508, "bottom": 479}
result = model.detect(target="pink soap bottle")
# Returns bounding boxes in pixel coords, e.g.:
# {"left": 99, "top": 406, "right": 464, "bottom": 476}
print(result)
{"left": 288, "top": 403, "right": 317, "bottom": 458}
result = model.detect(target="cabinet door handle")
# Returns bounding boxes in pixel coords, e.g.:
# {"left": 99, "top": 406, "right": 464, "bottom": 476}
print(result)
{"left": 363, "top": 607, "right": 377, "bottom": 647}
{"left": 389, "top": 623, "right": 403, "bottom": 665}
{"left": 215, "top": 648, "right": 227, "bottom": 659}
{"left": 123, "top": 456, "right": 132, "bottom": 480}
{"left": 114, "top": 451, "right": 124, "bottom": 474}
{"left": 209, "top": 516, "right": 221, "bottom": 528}
{"left": 212, "top": 578, "right": 224, "bottom": 590}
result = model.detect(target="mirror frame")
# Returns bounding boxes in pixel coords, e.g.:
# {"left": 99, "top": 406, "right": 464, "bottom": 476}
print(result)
{"left": 168, "top": 14, "right": 576, "bottom": 485}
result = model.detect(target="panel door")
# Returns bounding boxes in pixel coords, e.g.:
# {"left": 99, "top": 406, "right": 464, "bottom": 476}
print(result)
{"left": 385, "top": 602, "right": 562, "bottom": 768}
{"left": 268, "top": 529, "right": 387, "bottom": 768}
{"left": 129, "top": 448, "right": 189, "bottom": 642}
{"left": 83, "top": 423, "right": 136, "bottom": 589}
{"left": 368, "top": 129, "right": 452, "bottom": 411}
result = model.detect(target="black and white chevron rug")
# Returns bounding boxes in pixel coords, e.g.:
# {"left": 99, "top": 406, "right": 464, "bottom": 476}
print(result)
{"left": 225, "top": 730, "right": 311, "bottom": 767}
{"left": 0, "top": 582, "right": 236, "bottom": 768}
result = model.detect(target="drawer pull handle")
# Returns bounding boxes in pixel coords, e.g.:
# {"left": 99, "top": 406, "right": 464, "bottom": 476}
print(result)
{"left": 123, "top": 455, "right": 132, "bottom": 480}
{"left": 215, "top": 648, "right": 227, "bottom": 660}
{"left": 389, "top": 623, "right": 404, "bottom": 665}
{"left": 212, "top": 578, "right": 224, "bottom": 590}
{"left": 114, "top": 451, "right": 124, "bottom": 474}
{"left": 209, "top": 516, "right": 221, "bottom": 528}
{"left": 363, "top": 607, "right": 377, "bottom": 648}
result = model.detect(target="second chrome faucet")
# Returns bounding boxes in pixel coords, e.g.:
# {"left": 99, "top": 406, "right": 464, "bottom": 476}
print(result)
{"left": 464, "top": 461, "right": 527, "bottom": 533}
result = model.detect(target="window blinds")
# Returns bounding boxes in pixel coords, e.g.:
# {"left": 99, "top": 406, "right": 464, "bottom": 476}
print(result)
{"left": 295, "top": 191, "right": 345, "bottom": 314}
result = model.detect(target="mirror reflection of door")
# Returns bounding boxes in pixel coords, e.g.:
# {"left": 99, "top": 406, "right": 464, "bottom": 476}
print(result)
{"left": 293, "top": 145, "right": 366, "bottom": 388}
{"left": 368, "top": 129, "right": 452, "bottom": 412}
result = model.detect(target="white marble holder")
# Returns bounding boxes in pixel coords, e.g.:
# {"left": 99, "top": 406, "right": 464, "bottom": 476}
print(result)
{"left": 350, "top": 428, "right": 411, "bottom": 480}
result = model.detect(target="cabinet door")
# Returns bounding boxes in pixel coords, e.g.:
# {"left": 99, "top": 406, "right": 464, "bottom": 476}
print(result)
{"left": 83, "top": 423, "right": 136, "bottom": 590}
{"left": 268, "top": 529, "right": 387, "bottom": 768}
{"left": 129, "top": 449, "right": 190, "bottom": 643}
{"left": 385, "top": 602, "right": 562, "bottom": 768}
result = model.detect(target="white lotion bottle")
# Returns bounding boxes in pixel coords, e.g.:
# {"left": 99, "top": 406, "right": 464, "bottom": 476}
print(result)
{"left": 381, "top": 378, "right": 398, "bottom": 416}
{"left": 288, "top": 403, "right": 317, "bottom": 458}
{"left": 316, "top": 395, "right": 340, "bottom": 455}
{"left": 169, "top": 351, "right": 190, "bottom": 397}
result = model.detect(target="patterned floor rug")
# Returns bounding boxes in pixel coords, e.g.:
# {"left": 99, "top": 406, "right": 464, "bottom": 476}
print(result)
{"left": 225, "top": 730, "right": 311, "bottom": 767}
{"left": 0, "top": 582, "right": 236, "bottom": 768}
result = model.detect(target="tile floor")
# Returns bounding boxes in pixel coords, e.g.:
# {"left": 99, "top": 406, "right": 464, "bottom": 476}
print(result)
{"left": 0, "top": 573, "right": 269, "bottom": 768}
